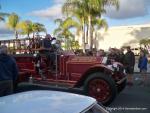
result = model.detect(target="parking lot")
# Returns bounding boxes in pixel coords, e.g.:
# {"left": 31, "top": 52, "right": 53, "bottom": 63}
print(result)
{"left": 108, "top": 73, "right": 150, "bottom": 113}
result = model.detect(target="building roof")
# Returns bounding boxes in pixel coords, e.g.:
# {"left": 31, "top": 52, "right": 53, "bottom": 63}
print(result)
{"left": 108, "top": 24, "right": 150, "bottom": 29}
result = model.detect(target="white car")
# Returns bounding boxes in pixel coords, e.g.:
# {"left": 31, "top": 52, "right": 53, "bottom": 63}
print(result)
{"left": 0, "top": 91, "right": 109, "bottom": 113}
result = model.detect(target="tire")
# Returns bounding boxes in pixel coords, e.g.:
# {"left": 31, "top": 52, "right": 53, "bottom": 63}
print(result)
{"left": 118, "top": 79, "right": 127, "bottom": 93}
{"left": 84, "top": 72, "right": 117, "bottom": 106}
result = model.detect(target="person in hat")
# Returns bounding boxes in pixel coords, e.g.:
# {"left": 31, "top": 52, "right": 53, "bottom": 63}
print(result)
{"left": 124, "top": 46, "right": 135, "bottom": 86}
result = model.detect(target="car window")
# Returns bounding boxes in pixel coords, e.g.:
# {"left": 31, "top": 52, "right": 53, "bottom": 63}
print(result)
{"left": 85, "top": 104, "right": 109, "bottom": 113}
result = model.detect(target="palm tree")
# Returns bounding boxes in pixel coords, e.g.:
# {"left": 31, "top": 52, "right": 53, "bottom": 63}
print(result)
{"left": 62, "top": 0, "right": 119, "bottom": 50}
{"left": 71, "top": 40, "right": 80, "bottom": 50}
{"left": 63, "top": 2, "right": 89, "bottom": 52}
{"left": 53, "top": 18, "right": 64, "bottom": 39}
{"left": 32, "top": 23, "right": 46, "bottom": 38}
{"left": 140, "top": 39, "right": 150, "bottom": 50}
{"left": 7, "top": 13, "right": 19, "bottom": 39}
{"left": 19, "top": 21, "right": 46, "bottom": 38}
{"left": 92, "top": 18, "right": 108, "bottom": 49}
{"left": 54, "top": 18, "right": 74, "bottom": 50}
{"left": 54, "top": 18, "right": 74, "bottom": 39}
{"left": 19, "top": 20, "right": 33, "bottom": 38}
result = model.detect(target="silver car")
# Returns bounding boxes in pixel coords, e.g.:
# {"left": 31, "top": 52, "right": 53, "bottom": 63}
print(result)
{"left": 0, "top": 90, "right": 109, "bottom": 113}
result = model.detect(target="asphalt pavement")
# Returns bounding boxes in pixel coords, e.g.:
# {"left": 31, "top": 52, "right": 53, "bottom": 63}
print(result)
{"left": 107, "top": 73, "right": 150, "bottom": 113}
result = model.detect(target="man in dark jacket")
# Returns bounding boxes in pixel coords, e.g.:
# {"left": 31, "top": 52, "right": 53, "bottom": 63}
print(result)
{"left": 40, "top": 34, "right": 56, "bottom": 71}
{"left": 124, "top": 46, "right": 135, "bottom": 85}
{"left": 0, "top": 45, "right": 18, "bottom": 96}
{"left": 40, "top": 34, "right": 52, "bottom": 50}
{"left": 119, "top": 48, "right": 125, "bottom": 64}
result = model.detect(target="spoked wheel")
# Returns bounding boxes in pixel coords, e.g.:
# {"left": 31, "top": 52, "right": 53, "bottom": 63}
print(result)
{"left": 84, "top": 72, "right": 117, "bottom": 106}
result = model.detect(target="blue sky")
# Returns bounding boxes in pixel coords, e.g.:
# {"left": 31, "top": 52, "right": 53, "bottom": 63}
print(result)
{"left": 0, "top": 0, "right": 150, "bottom": 39}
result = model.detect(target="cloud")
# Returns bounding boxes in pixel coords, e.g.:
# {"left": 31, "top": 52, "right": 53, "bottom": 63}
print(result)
{"left": 54, "top": 0, "right": 65, "bottom": 4}
{"left": 0, "top": 22, "right": 13, "bottom": 35}
{"left": 105, "top": 0, "right": 150, "bottom": 19}
{"left": 0, "top": 22, "right": 14, "bottom": 40}
{"left": 29, "top": 3, "right": 63, "bottom": 19}
{"left": 30, "top": 0, "right": 150, "bottom": 20}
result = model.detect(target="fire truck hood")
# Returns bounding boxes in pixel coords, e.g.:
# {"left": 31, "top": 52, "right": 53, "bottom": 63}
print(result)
{"left": 0, "top": 90, "right": 96, "bottom": 113}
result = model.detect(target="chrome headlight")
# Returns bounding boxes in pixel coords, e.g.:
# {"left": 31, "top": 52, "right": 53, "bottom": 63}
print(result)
{"left": 102, "top": 57, "right": 108, "bottom": 64}
{"left": 111, "top": 62, "right": 119, "bottom": 71}
{"left": 107, "top": 65, "right": 114, "bottom": 71}
{"left": 112, "top": 63, "right": 118, "bottom": 68}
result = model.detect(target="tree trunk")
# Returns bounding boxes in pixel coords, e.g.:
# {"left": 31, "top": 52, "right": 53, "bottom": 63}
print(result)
{"left": 91, "top": 26, "right": 94, "bottom": 50}
{"left": 88, "top": 15, "right": 92, "bottom": 50}
{"left": 94, "top": 31, "right": 98, "bottom": 50}
{"left": 33, "top": 32, "right": 35, "bottom": 38}
{"left": 82, "top": 18, "right": 86, "bottom": 53}
{"left": 28, "top": 33, "right": 30, "bottom": 38}
{"left": 15, "top": 30, "right": 18, "bottom": 39}
{"left": 86, "top": 24, "right": 88, "bottom": 43}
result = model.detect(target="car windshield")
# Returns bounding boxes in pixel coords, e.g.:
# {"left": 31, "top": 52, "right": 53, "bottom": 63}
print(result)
{"left": 84, "top": 104, "right": 109, "bottom": 113}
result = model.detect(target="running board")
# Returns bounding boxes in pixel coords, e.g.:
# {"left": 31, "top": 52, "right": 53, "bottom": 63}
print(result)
{"left": 34, "top": 77, "right": 76, "bottom": 85}
{"left": 16, "top": 82, "right": 84, "bottom": 95}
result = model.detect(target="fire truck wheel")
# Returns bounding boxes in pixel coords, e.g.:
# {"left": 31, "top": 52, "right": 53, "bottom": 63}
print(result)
{"left": 84, "top": 72, "right": 117, "bottom": 106}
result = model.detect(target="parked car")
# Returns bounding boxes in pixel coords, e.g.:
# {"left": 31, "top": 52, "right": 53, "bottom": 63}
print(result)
{"left": 0, "top": 90, "right": 109, "bottom": 113}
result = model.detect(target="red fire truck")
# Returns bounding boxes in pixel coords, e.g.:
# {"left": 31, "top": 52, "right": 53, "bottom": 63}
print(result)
{"left": 0, "top": 38, "right": 127, "bottom": 105}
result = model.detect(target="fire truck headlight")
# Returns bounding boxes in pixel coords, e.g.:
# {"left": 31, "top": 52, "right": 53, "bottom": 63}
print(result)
{"left": 102, "top": 57, "right": 108, "bottom": 64}
{"left": 112, "top": 63, "right": 118, "bottom": 68}
{"left": 33, "top": 54, "right": 37, "bottom": 57}
{"left": 112, "top": 63, "right": 119, "bottom": 71}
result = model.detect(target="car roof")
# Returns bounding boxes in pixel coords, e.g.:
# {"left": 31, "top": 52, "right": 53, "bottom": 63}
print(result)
{"left": 0, "top": 90, "right": 96, "bottom": 113}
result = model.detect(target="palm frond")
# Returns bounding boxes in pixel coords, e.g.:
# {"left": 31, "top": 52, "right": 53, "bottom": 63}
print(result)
{"left": 54, "top": 18, "right": 63, "bottom": 24}
{"left": 62, "top": 17, "right": 80, "bottom": 29}
{"left": 62, "top": 0, "right": 81, "bottom": 16}
{"left": 0, "top": 16, "right": 5, "bottom": 21}
{"left": 7, "top": 13, "right": 19, "bottom": 30}
{"left": 96, "top": 18, "right": 108, "bottom": 31}
{"left": 53, "top": 28, "right": 62, "bottom": 35}
{"left": 0, "top": 12, "right": 9, "bottom": 21}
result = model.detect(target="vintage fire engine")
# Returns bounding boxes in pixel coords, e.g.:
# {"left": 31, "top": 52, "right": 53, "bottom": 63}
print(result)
{"left": 0, "top": 38, "right": 127, "bottom": 105}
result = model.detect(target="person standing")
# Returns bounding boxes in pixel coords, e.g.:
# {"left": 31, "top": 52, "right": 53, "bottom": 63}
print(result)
{"left": 138, "top": 50, "right": 148, "bottom": 85}
{"left": 0, "top": 45, "right": 18, "bottom": 96}
{"left": 40, "top": 34, "right": 52, "bottom": 50}
{"left": 124, "top": 46, "right": 135, "bottom": 86}
{"left": 40, "top": 34, "right": 56, "bottom": 71}
{"left": 119, "top": 48, "right": 125, "bottom": 64}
